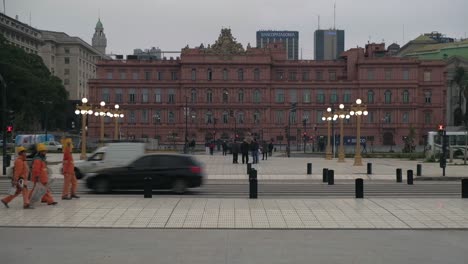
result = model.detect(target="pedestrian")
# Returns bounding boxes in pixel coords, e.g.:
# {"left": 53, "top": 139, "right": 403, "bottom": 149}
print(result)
{"left": 209, "top": 141, "right": 215, "bottom": 155}
{"left": 268, "top": 140, "right": 274, "bottom": 157}
{"left": 241, "top": 140, "right": 249, "bottom": 164}
{"left": 262, "top": 141, "right": 268, "bottom": 160}
{"left": 61, "top": 138, "right": 79, "bottom": 200}
{"left": 222, "top": 141, "right": 228, "bottom": 156}
{"left": 30, "top": 143, "right": 57, "bottom": 206}
{"left": 251, "top": 139, "right": 259, "bottom": 164}
{"left": 1, "top": 146, "right": 33, "bottom": 209}
{"left": 190, "top": 139, "right": 196, "bottom": 153}
{"left": 231, "top": 140, "right": 240, "bottom": 164}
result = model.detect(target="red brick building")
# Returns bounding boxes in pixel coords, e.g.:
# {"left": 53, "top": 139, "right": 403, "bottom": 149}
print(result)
{"left": 88, "top": 29, "right": 446, "bottom": 149}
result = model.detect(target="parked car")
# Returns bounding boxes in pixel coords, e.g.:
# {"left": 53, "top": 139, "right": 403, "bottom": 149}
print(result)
{"left": 43, "top": 141, "right": 63, "bottom": 151}
{"left": 85, "top": 154, "right": 204, "bottom": 194}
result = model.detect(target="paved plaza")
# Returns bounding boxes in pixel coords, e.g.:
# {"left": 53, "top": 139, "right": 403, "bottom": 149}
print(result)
{"left": 1, "top": 197, "right": 468, "bottom": 229}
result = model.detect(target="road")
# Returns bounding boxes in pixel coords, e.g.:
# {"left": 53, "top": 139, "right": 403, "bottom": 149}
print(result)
{"left": 0, "top": 228, "right": 466, "bottom": 264}
{"left": 0, "top": 179, "right": 462, "bottom": 197}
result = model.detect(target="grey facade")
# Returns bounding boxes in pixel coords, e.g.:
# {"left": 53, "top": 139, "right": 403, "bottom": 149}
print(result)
{"left": 314, "top": 29, "right": 345, "bottom": 60}
{"left": 256, "top": 30, "right": 299, "bottom": 60}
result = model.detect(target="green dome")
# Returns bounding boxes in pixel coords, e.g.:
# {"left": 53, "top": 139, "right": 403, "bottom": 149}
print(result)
{"left": 96, "top": 19, "right": 103, "bottom": 30}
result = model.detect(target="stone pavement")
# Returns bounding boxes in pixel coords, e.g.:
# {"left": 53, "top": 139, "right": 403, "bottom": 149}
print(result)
{"left": 1, "top": 197, "right": 468, "bottom": 229}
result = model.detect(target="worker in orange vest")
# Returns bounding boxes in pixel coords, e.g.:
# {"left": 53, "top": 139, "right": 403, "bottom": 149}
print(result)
{"left": 1, "top": 146, "right": 33, "bottom": 209}
{"left": 31, "top": 143, "right": 57, "bottom": 205}
{"left": 61, "top": 138, "right": 79, "bottom": 200}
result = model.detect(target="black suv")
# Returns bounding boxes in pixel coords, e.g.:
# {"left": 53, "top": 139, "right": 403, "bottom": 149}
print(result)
{"left": 85, "top": 154, "right": 204, "bottom": 194}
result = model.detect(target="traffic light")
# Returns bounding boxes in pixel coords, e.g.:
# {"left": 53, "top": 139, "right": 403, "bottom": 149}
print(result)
{"left": 437, "top": 124, "right": 444, "bottom": 136}
{"left": 303, "top": 132, "right": 308, "bottom": 141}
{"left": 6, "top": 125, "right": 13, "bottom": 133}
{"left": 7, "top": 110, "right": 15, "bottom": 125}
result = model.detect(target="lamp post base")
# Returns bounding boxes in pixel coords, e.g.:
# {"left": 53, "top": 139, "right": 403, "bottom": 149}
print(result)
{"left": 80, "top": 153, "right": 87, "bottom": 160}
{"left": 325, "top": 152, "right": 332, "bottom": 160}
{"left": 353, "top": 155, "right": 363, "bottom": 166}
{"left": 338, "top": 153, "right": 345, "bottom": 162}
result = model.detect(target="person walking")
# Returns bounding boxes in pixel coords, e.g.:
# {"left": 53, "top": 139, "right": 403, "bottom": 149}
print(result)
{"left": 1, "top": 146, "right": 33, "bottom": 209}
{"left": 209, "top": 141, "right": 215, "bottom": 155}
{"left": 31, "top": 143, "right": 57, "bottom": 206}
{"left": 241, "top": 140, "right": 249, "bottom": 164}
{"left": 222, "top": 141, "right": 228, "bottom": 156}
{"left": 231, "top": 140, "right": 240, "bottom": 164}
{"left": 262, "top": 141, "right": 269, "bottom": 160}
{"left": 251, "top": 139, "right": 259, "bottom": 164}
{"left": 61, "top": 139, "right": 79, "bottom": 200}
{"left": 268, "top": 140, "right": 274, "bottom": 157}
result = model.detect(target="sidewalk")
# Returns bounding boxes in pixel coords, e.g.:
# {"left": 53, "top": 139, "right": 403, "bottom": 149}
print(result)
{"left": 1, "top": 197, "right": 468, "bottom": 229}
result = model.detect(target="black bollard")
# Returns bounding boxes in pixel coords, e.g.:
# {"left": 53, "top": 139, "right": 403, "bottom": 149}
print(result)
{"left": 327, "top": 170, "right": 334, "bottom": 185}
{"left": 416, "top": 164, "right": 422, "bottom": 176}
{"left": 322, "top": 168, "right": 328, "bottom": 183}
{"left": 462, "top": 179, "right": 468, "bottom": 199}
{"left": 249, "top": 168, "right": 258, "bottom": 199}
{"left": 307, "top": 163, "right": 312, "bottom": 175}
{"left": 247, "top": 163, "right": 252, "bottom": 175}
{"left": 355, "top": 178, "right": 364, "bottom": 198}
{"left": 367, "top": 163, "right": 372, "bottom": 175}
{"left": 407, "top": 170, "right": 413, "bottom": 185}
{"left": 396, "top": 168, "right": 402, "bottom": 183}
{"left": 144, "top": 177, "right": 152, "bottom": 198}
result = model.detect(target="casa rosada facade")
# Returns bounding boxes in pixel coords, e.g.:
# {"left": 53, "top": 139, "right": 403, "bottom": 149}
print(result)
{"left": 88, "top": 30, "right": 446, "bottom": 148}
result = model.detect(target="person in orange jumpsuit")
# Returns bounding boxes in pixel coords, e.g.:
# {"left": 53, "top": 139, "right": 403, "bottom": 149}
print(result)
{"left": 61, "top": 138, "right": 79, "bottom": 200}
{"left": 31, "top": 143, "right": 57, "bottom": 205}
{"left": 1, "top": 146, "right": 34, "bottom": 209}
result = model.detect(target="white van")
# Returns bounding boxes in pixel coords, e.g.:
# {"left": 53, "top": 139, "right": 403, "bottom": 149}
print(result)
{"left": 74, "top": 142, "right": 145, "bottom": 179}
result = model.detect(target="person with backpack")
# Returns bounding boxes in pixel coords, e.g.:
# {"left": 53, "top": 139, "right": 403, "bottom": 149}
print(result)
{"left": 61, "top": 138, "right": 79, "bottom": 200}
{"left": 1, "top": 146, "right": 33, "bottom": 209}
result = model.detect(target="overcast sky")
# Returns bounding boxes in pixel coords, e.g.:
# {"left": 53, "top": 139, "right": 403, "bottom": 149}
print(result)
{"left": 5, "top": 0, "right": 468, "bottom": 59}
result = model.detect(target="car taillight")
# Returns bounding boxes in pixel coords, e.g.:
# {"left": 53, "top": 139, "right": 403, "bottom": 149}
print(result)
{"left": 190, "top": 166, "right": 202, "bottom": 174}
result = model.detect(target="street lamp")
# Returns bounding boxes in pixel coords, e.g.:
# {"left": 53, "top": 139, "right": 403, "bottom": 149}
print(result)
{"left": 321, "top": 107, "right": 336, "bottom": 160}
{"left": 112, "top": 104, "right": 124, "bottom": 140}
{"left": 349, "top": 99, "right": 368, "bottom": 166}
{"left": 184, "top": 96, "right": 189, "bottom": 154}
{"left": 336, "top": 104, "right": 350, "bottom": 162}
{"left": 75, "top": 97, "right": 93, "bottom": 160}
{"left": 94, "top": 101, "right": 109, "bottom": 146}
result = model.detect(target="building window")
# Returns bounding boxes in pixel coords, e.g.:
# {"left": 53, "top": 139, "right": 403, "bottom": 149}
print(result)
{"left": 142, "top": 89, "right": 149, "bottom": 103}
{"left": 129, "top": 111, "right": 136, "bottom": 124}
{"left": 276, "top": 71, "right": 284, "bottom": 80}
{"left": 329, "top": 71, "right": 336, "bottom": 81}
{"left": 385, "top": 69, "right": 392, "bottom": 80}
{"left": 330, "top": 90, "right": 338, "bottom": 103}
{"left": 154, "top": 89, "right": 162, "bottom": 103}
{"left": 289, "top": 71, "right": 297, "bottom": 81}
{"left": 275, "top": 110, "right": 284, "bottom": 124}
{"left": 168, "top": 111, "right": 175, "bottom": 124}
{"left": 253, "top": 89, "right": 261, "bottom": 103}
{"left": 302, "top": 71, "right": 310, "bottom": 81}
{"left": 64, "top": 57, "right": 70, "bottom": 64}
{"left": 157, "top": 71, "right": 163, "bottom": 81}
{"left": 424, "top": 71, "right": 432, "bottom": 82}
{"left": 290, "top": 111, "right": 297, "bottom": 124}
{"left": 223, "top": 68, "right": 228, "bottom": 80}
{"left": 367, "top": 90, "right": 374, "bottom": 104}
{"left": 254, "top": 111, "right": 261, "bottom": 124}
{"left": 141, "top": 109, "right": 148, "bottom": 123}
{"left": 402, "top": 90, "right": 410, "bottom": 103}
{"left": 403, "top": 69, "right": 409, "bottom": 80}
{"left": 205, "top": 111, "right": 213, "bottom": 124}
{"left": 238, "top": 89, "right": 244, "bottom": 103}
{"left": 367, "top": 69, "right": 374, "bottom": 80}
{"left": 206, "top": 89, "right": 213, "bottom": 103}
{"left": 425, "top": 91, "right": 432, "bottom": 104}
{"left": 129, "top": 89, "right": 136, "bottom": 104}
{"left": 384, "top": 112, "right": 392, "bottom": 123}
{"left": 171, "top": 71, "right": 178, "bottom": 80}
{"left": 343, "top": 91, "right": 351, "bottom": 103}
{"left": 254, "top": 68, "right": 260, "bottom": 81}
{"left": 238, "top": 112, "right": 245, "bottom": 124}
{"left": 102, "top": 88, "right": 110, "bottom": 103}
{"left": 64, "top": 68, "right": 70, "bottom": 75}
{"left": 303, "top": 89, "right": 311, "bottom": 103}
{"left": 153, "top": 111, "right": 161, "bottom": 124}
{"left": 366, "top": 111, "right": 374, "bottom": 123}
{"left": 402, "top": 112, "right": 409, "bottom": 123}
{"left": 64, "top": 47, "right": 70, "bottom": 54}
{"left": 115, "top": 89, "right": 123, "bottom": 103}
{"left": 316, "top": 71, "right": 323, "bottom": 80}
{"left": 384, "top": 90, "right": 392, "bottom": 104}
{"left": 424, "top": 112, "right": 432, "bottom": 124}
{"left": 222, "top": 111, "right": 229, "bottom": 124}
{"left": 238, "top": 69, "right": 244, "bottom": 81}
{"left": 207, "top": 68, "right": 213, "bottom": 81}
{"left": 119, "top": 71, "right": 126, "bottom": 79}
{"left": 289, "top": 89, "right": 297, "bottom": 103}
{"left": 106, "top": 71, "right": 113, "bottom": 79}
{"left": 168, "top": 89, "right": 175, "bottom": 103}
{"left": 191, "top": 89, "right": 197, "bottom": 103}
{"left": 317, "top": 90, "right": 325, "bottom": 104}
{"left": 191, "top": 69, "right": 196, "bottom": 81}
{"left": 145, "top": 71, "right": 151, "bottom": 80}
{"left": 275, "top": 89, "right": 285, "bottom": 103}
{"left": 316, "top": 110, "right": 324, "bottom": 123}
{"left": 64, "top": 79, "right": 70, "bottom": 85}
{"left": 132, "top": 72, "right": 138, "bottom": 80}
{"left": 222, "top": 89, "right": 229, "bottom": 103}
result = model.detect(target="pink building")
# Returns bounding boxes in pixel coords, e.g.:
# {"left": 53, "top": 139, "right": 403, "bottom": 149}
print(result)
{"left": 88, "top": 29, "right": 446, "bottom": 150}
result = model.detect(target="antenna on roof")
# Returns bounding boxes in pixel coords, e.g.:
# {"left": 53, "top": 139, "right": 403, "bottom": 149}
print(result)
{"left": 29, "top": 11, "right": 31, "bottom": 26}
{"left": 333, "top": 2, "right": 336, "bottom": 30}
{"left": 403, "top": 24, "right": 405, "bottom": 43}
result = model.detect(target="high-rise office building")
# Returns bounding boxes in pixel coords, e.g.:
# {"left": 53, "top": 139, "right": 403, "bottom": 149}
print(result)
{"left": 314, "top": 29, "right": 345, "bottom": 60}
{"left": 256, "top": 30, "right": 299, "bottom": 60}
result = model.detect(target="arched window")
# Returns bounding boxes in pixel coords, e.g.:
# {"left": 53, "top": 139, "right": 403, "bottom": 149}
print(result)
{"left": 206, "top": 89, "right": 213, "bottom": 103}
{"left": 238, "top": 111, "right": 244, "bottom": 124}
{"left": 367, "top": 90, "right": 374, "bottom": 104}
{"left": 254, "top": 68, "right": 260, "bottom": 81}
{"left": 253, "top": 89, "right": 261, "bottom": 103}
{"left": 253, "top": 110, "right": 261, "bottom": 124}
{"left": 168, "top": 111, "right": 175, "bottom": 124}
{"left": 238, "top": 69, "right": 244, "bottom": 81}
{"left": 238, "top": 89, "right": 244, "bottom": 103}
{"left": 222, "top": 89, "right": 229, "bottom": 103}
{"left": 222, "top": 111, "right": 229, "bottom": 124}
{"left": 207, "top": 68, "right": 213, "bottom": 81}
{"left": 191, "top": 89, "right": 197, "bottom": 103}
{"left": 384, "top": 90, "right": 392, "bottom": 104}
{"left": 402, "top": 90, "right": 410, "bottom": 103}
{"left": 223, "top": 68, "right": 228, "bottom": 80}
{"left": 191, "top": 68, "right": 196, "bottom": 81}
{"left": 205, "top": 111, "right": 213, "bottom": 124}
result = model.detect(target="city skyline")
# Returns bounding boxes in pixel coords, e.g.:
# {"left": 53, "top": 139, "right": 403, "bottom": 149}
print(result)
{"left": 6, "top": 0, "right": 468, "bottom": 59}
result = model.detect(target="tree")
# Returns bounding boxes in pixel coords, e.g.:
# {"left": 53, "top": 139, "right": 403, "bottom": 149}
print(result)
{"left": 0, "top": 35, "right": 69, "bottom": 132}
{"left": 452, "top": 67, "right": 468, "bottom": 127}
